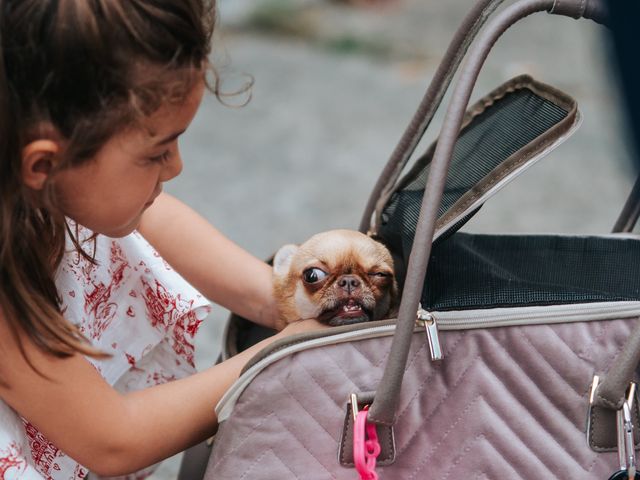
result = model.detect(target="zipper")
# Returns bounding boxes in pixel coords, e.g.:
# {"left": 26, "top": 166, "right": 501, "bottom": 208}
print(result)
{"left": 217, "top": 300, "right": 640, "bottom": 421}
{"left": 415, "top": 301, "right": 640, "bottom": 361}
{"left": 417, "top": 305, "right": 443, "bottom": 361}
{"left": 424, "top": 301, "right": 640, "bottom": 329}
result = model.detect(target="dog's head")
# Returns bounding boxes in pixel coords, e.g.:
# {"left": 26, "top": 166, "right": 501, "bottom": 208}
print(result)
{"left": 273, "top": 229, "right": 397, "bottom": 327}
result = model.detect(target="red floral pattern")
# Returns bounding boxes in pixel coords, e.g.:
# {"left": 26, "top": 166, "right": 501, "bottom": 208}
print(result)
{"left": 82, "top": 242, "right": 130, "bottom": 341}
{"left": 22, "top": 421, "right": 63, "bottom": 478}
{"left": 0, "top": 442, "right": 27, "bottom": 479}
{"left": 141, "top": 278, "right": 203, "bottom": 367}
{"left": 0, "top": 226, "right": 211, "bottom": 479}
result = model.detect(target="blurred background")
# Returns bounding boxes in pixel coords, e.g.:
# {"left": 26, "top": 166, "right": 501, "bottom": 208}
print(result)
{"left": 152, "top": 0, "right": 635, "bottom": 477}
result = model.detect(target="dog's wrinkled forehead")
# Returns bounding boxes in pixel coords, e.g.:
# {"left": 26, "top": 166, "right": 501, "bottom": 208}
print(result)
{"left": 293, "top": 230, "right": 392, "bottom": 272}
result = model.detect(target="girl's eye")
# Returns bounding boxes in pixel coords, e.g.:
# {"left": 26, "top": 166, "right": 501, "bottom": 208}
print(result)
{"left": 302, "top": 268, "right": 328, "bottom": 284}
{"left": 148, "top": 150, "right": 171, "bottom": 163}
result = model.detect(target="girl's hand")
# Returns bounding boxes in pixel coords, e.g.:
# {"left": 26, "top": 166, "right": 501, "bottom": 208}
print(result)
{"left": 277, "top": 318, "right": 329, "bottom": 336}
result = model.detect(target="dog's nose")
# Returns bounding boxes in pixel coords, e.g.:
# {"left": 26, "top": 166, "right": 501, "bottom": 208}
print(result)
{"left": 337, "top": 275, "right": 361, "bottom": 294}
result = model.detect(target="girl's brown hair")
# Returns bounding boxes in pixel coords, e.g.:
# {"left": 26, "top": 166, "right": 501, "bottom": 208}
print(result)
{"left": 0, "top": 0, "right": 216, "bottom": 361}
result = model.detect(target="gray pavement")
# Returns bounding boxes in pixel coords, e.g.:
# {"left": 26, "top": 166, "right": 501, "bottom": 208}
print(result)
{"left": 150, "top": 1, "right": 635, "bottom": 477}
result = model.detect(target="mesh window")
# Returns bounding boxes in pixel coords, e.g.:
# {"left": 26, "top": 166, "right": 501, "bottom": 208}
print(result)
{"left": 378, "top": 88, "right": 569, "bottom": 265}
{"left": 423, "top": 233, "right": 640, "bottom": 310}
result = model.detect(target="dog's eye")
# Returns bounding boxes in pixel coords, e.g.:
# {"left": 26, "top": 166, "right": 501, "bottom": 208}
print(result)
{"left": 303, "top": 268, "right": 327, "bottom": 284}
{"left": 369, "top": 272, "right": 391, "bottom": 279}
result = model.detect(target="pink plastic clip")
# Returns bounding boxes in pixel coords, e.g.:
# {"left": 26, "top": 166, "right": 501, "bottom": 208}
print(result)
{"left": 353, "top": 406, "right": 381, "bottom": 480}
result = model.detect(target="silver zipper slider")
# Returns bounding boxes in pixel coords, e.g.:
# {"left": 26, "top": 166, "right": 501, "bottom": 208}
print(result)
{"left": 417, "top": 304, "right": 443, "bottom": 361}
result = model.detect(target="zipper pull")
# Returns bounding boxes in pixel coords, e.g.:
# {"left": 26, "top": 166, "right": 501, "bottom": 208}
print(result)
{"left": 417, "top": 304, "right": 443, "bottom": 361}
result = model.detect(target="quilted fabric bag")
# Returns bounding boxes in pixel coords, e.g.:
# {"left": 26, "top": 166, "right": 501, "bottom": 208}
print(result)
{"left": 202, "top": 0, "right": 640, "bottom": 478}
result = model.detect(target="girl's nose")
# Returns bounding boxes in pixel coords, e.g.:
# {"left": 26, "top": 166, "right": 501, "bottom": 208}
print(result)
{"left": 160, "top": 150, "right": 183, "bottom": 182}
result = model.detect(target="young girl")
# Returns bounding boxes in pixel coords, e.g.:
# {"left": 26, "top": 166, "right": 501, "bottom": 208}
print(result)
{"left": 0, "top": 1, "right": 323, "bottom": 478}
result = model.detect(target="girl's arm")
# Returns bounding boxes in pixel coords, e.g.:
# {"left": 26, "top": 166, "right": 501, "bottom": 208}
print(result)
{"left": 138, "top": 193, "right": 278, "bottom": 329}
{"left": 0, "top": 312, "right": 320, "bottom": 476}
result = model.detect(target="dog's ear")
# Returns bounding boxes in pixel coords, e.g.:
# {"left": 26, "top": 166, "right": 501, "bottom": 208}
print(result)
{"left": 273, "top": 244, "right": 299, "bottom": 277}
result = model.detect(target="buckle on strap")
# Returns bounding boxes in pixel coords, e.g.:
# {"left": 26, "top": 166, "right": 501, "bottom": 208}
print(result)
{"left": 616, "top": 383, "right": 637, "bottom": 479}
{"left": 589, "top": 376, "right": 638, "bottom": 478}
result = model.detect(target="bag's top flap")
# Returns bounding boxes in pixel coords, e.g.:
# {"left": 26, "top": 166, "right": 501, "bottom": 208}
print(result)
{"left": 375, "top": 75, "right": 580, "bottom": 265}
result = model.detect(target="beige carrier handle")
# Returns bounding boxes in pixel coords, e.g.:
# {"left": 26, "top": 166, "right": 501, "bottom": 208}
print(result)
{"left": 358, "top": 0, "right": 609, "bottom": 235}
{"left": 358, "top": 0, "right": 507, "bottom": 234}
{"left": 365, "top": 0, "right": 612, "bottom": 427}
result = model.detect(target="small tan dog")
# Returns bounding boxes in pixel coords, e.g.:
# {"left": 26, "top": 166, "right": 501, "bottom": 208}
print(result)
{"left": 273, "top": 229, "right": 398, "bottom": 329}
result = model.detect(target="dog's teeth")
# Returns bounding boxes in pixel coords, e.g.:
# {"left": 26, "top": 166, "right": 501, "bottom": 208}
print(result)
{"left": 342, "top": 304, "right": 361, "bottom": 312}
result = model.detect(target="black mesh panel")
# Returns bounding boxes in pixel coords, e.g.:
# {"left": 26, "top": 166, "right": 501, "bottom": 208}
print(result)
{"left": 423, "top": 233, "right": 640, "bottom": 310}
{"left": 379, "top": 88, "right": 569, "bottom": 265}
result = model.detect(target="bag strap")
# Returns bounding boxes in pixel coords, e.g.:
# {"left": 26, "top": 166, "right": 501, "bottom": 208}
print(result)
{"left": 366, "top": 0, "right": 610, "bottom": 427}
{"left": 358, "top": 0, "right": 608, "bottom": 235}
{"left": 592, "top": 323, "right": 640, "bottom": 411}
{"left": 594, "top": 177, "right": 640, "bottom": 411}
{"left": 358, "top": 0, "right": 506, "bottom": 234}
{"left": 613, "top": 176, "right": 640, "bottom": 233}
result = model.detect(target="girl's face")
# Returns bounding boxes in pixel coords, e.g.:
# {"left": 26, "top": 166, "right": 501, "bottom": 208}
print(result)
{"left": 53, "top": 78, "right": 205, "bottom": 238}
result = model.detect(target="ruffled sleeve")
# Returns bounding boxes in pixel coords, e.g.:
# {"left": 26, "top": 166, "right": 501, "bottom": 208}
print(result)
{"left": 55, "top": 228, "right": 212, "bottom": 391}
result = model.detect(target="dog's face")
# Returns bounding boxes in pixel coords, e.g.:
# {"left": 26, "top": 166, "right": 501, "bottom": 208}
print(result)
{"left": 273, "top": 229, "right": 397, "bottom": 328}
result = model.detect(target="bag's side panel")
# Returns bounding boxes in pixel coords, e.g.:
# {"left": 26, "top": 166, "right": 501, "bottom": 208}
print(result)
{"left": 205, "top": 318, "right": 634, "bottom": 479}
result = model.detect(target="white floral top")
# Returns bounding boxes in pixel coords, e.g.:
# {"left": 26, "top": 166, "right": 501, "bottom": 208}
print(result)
{"left": 0, "top": 227, "right": 212, "bottom": 480}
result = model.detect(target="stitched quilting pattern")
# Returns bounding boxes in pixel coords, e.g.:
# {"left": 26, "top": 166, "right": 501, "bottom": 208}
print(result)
{"left": 206, "top": 318, "right": 636, "bottom": 479}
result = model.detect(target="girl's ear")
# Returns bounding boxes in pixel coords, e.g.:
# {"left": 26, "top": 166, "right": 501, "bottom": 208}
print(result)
{"left": 21, "top": 139, "right": 61, "bottom": 190}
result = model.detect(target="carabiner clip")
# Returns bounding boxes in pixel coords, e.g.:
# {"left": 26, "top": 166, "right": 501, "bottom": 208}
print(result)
{"left": 612, "top": 383, "right": 637, "bottom": 480}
